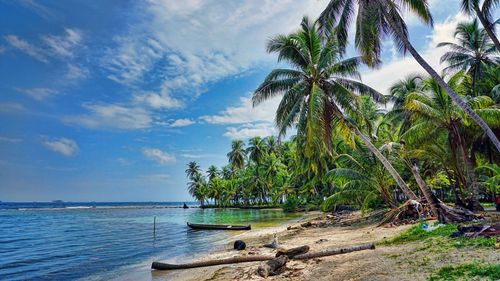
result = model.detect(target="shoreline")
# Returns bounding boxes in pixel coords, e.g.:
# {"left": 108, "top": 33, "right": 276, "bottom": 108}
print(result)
{"left": 149, "top": 210, "right": 500, "bottom": 281}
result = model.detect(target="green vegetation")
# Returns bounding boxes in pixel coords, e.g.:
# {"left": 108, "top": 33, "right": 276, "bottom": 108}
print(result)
{"left": 383, "top": 222, "right": 496, "bottom": 250}
{"left": 185, "top": 1, "right": 500, "bottom": 214}
{"left": 430, "top": 263, "right": 500, "bottom": 281}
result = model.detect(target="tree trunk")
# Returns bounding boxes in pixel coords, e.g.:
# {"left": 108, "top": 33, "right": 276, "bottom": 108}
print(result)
{"left": 152, "top": 243, "right": 375, "bottom": 270}
{"left": 474, "top": 5, "right": 500, "bottom": 52}
{"left": 460, "top": 141, "right": 484, "bottom": 212}
{"left": 293, "top": 243, "right": 375, "bottom": 260}
{"left": 349, "top": 125, "right": 418, "bottom": 200}
{"left": 383, "top": 9, "right": 500, "bottom": 153}
{"left": 409, "top": 163, "right": 444, "bottom": 222}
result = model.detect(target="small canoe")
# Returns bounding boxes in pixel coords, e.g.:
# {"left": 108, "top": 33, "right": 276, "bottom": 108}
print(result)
{"left": 187, "top": 222, "right": 251, "bottom": 230}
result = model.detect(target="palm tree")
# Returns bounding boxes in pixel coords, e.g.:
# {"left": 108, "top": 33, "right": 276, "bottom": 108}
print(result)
{"left": 207, "top": 165, "right": 220, "bottom": 181}
{"left": 185, "top": 161, "right": 201, "bottom": 180}
{"left": 319, "top": 0, "right": 500, "bottom": 152}
{"left": 227, "top": 140, "right": 246, "bottom": 170}
{"left": 187, "top": 172, "right": 207, "bottom": 206}
{"left": 387, "top": 74, "right": 425, "bottom": 134}
{"left": 246, "top": 137, "right": 267, "bottom": 165}
{"left": 264, "top": 135, "right": 279, "bottom": 155}
{"left": 438, "top": 19, "right": 499, "bottom": 95}
{"left": 403, "top": 73, "right": 500, "bottom": 210}
{"left": 253, "top": 17, "right": 418, "bottom": 200}
{"left": 460, "top": 0, "right": 500, "bottom": 51}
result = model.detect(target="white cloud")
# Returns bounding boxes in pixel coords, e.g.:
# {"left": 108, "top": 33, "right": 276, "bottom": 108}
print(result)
{"left": 63, "top": 103, "right": 152, "bottom": 130}
{"left": 66, "top": 64, "right": 89, "bottom": 81}
{"left": 102, "top": 0, "right": 330, "bottom": 96}
{"left": 362, "top": 13, "right": 469, "bottom": 94}
{"left": 0, "top": 136, "right": 23, "bottom": 143}
{"left": 201, "top": 94, "right": 280, "bottom": 124}
{"left": 4, "top": 28, "right": 83, "bottom": 63}
{"left": 169, "top": 118, "right": 195, "bottom": 127}
{"left": 16, "top": 87, "right": 58, "bottom": 101}
{"left": 42, "top": 137, "right": 79, "bottom": 157}
{"left": 4, "top": 35, "right": 48, "bottom": 63}
{"left": 142, "top": 148, "right": 176, "bottom": 164}
{"left": 133, "top": 90, "right": 183, "bottom": 109}
{"left": 0, "top": 102, "right": 25, "bottom": 113}
{"left": 0, "top": 45, "right": 5, "bottom": 54}
{"left": 223, "top": 123, "right": 275, "bottom": 139}
{"left": 181, "top": 153, "right": 219, "bottom": 159}
{"left": 41, "top": 28, "right": 82, "bottom": 58}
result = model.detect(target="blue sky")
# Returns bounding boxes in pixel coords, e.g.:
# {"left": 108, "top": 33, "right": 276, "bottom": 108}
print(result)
{"left": 0, "top": 0, "right": 480, "bottom": 202}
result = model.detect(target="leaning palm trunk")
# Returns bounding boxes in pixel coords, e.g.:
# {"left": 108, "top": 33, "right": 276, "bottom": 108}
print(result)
{"left": 382, "top": 10, "right": 500, "bottom": 153}
{"left": 474, "top": 5, "right": 500, "bottom": 51}
{"left": 349, "top": 125, "right": 418, "bottom": 200}
{"left": 409, "top": 163, "right": 478, "bottom": 223}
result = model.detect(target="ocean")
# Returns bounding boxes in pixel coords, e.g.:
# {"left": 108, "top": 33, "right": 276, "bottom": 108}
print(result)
{"left": 0, "top": 202, "right": 299, "bottom": 281}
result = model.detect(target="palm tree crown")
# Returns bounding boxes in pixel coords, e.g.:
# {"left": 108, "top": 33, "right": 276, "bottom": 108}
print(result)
{"left": 227, "top": 140, "right": 246, "bottom": 170}
{"left": 253, "top": 17, "right": 382, "bottom": 154}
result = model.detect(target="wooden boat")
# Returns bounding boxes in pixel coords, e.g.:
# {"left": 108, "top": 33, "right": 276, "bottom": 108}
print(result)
{"left": 187, "top": 222, "right": 251, "bottom": 230}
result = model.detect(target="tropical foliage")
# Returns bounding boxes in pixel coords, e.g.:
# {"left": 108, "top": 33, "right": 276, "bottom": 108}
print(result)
{"left": 185, "top": 5, "right": 500, "bottom": 214}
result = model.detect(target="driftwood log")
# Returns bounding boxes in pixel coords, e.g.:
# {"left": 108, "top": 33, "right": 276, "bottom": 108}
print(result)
{"left": 257, "top": 255, "right": 288, "bottom": 277}
{"left": 151, "top": 243, "right": 375, "bottom": 270}
{"left": 152, "top": 256, "right": 272, "bottom": 270}
{"left": 276, "top": 245, "right": 310, "bottom": 258}
{"left": 293, "top": 243, "right": 375, "bottom": 260}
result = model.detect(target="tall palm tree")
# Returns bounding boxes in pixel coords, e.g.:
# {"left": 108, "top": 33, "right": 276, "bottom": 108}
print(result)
{"left": 387, "top": 74, "right": 425, "bottom": 134}
{"left": 438, "top": 19, "right": 499, "bottom": 95}
{"left": 187, "top": 172, "right": 207, "bottom": 206}
{"left": 246, "top": 137, "right": 267, "bottom": 165}
{"left": 253, "top": 17, "right": 418, "bottom": 200}
{"left": 264, "top": 135, "right": 279, "bottom": 155}
{"left": 185, "top": 161, "right": 201, "bottom": 180}
{"left": 319, "top": 0, "right": 500, "bottom": 152}
{"left": 461, "top": 0, "right": 500, "bottom": 51}
{"left": 227, "top": 140, "right": 246, "bottom": 170}
{"left": 207, "top": 165, "right": 220, "bottom": 181}
{"left": 403, "top": 73, "right": 500, "bottom": 210}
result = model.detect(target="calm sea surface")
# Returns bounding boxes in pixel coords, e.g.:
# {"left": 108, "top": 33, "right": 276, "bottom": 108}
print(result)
{"left": 0, "top": 202, "right": 300, "bottom": 281}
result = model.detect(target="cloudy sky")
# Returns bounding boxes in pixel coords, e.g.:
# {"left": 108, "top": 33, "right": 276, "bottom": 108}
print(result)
{"left": 0, "top": 0, "right": 485, "bottom": 201}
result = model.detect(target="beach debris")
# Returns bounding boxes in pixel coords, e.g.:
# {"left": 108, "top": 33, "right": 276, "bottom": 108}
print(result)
{"left": 421, "top": 223, "right": 445, "bottom": 232}
{"left": 450, "top": 224, "right": 500, "bottom": 238}
{"left": 315, "top": 239, "right": 328, "bottom": 244}
{"left": 276, "top": 245, "right": 309, "bottom": 258}
{"left": 263, "top": 234, "right": 278, "bottom": 249}
{"left": 257, "top": 255, "right": 288, "bottom": 277}
{"left": 234, "top": 240, "right": 246, "bottom": 250}
{"left": 293, "top": 243, "right": 375, "bottom": 260}
{"left": 301, "top": 221, "right": 313, "bottom": 228}
{"left": 151, "top": 242, "right": 376, "bottom": 271}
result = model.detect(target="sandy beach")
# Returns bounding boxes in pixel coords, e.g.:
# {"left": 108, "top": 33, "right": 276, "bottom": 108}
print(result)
{"left": 150, "top": 211, "right": 499, "bottom": 281}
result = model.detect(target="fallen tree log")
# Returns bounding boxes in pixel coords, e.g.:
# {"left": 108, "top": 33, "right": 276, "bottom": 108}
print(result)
{"left": 293, "top": 243, "right": 375, "bottom": 260}
{"left": 257, "top": 255, "right": 288, "bottom": 277}
{"left": 152, "top": 255, "right": 273, "bottom": 270}
{"left": 152, "top": 243, "right": 375, "bottom": 270}
{"left": 276, "top": 245, "right": 309, "bottom": 258}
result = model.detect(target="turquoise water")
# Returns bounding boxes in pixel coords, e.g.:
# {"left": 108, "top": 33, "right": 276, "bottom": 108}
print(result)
{"left": 0, "top": 203, "right": 299, "bottom": 281}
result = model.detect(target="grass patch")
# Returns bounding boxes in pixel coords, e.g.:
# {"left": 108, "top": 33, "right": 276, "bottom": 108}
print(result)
{"left": 480, "top": 202, "right": 493, "bottom": 208}
{"left": 381, "top": 222, "right": 496, "bottom": 249}
{"left": 430, "top": 263, "right": 500, "bottom": 281}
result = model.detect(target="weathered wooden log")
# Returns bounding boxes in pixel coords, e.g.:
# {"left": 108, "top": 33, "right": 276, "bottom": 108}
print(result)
{"left": 257, "top": 255, "right": 288, "bottom": 277}
{"left": 276, "top": 245, "right": 310, "bottom": 258}
{"left": 293, "top": 243, "right": 375, "bottom": 260}
{"left": 152, "top": 255, "right": 273, "bottom": 270}
{"left": 152, "top": 243, "right": 375, "bottom": 270}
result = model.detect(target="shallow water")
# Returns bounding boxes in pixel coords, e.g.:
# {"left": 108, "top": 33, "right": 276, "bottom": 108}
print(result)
{"left": 0, "top": 202, "right": 299, "bottom": 281}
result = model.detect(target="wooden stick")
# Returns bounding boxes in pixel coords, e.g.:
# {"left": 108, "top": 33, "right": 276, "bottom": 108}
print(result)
{"left": 151, "top": 243, "right": 375, "bottom": 270}
{"left": 293, "top": 243, "right": 375, "bottom": 260}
